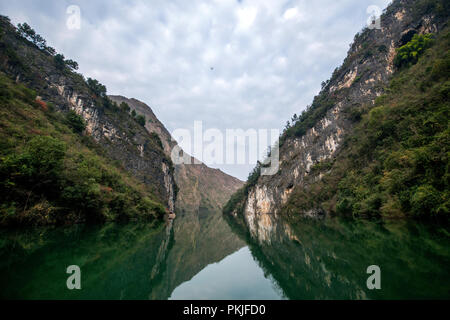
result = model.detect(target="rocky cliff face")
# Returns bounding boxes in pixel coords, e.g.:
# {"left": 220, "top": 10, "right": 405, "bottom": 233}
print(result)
{"left": 0, "top": 16, "right": 176, "bottom": 210}
{"left": 227, "top": 0, "right": 448, "bottom": 236}
{"left": 109, "top": 95, "right": 243, "bottom": 213}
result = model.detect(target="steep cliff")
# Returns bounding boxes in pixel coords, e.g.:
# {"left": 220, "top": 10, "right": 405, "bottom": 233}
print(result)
{"left": 0, "top": 16, "right": 176, "bottom": 224}
{"left": 109, "top": 95, "right": 243, "bottom": 213}
{"left": 225, "top": 0, "right": 449, "bottom": 231}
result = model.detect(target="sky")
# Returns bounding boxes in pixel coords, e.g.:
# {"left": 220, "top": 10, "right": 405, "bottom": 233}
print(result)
{"left": 0, "top": 0, "right": 391, "bottom": 180}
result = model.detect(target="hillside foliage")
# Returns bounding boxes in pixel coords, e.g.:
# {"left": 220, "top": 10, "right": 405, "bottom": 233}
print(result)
{"left": 283, "top": 29, "right": 449, "bottom": 219}
{"left": 0, "top": 72, "right": 166, "bottom": 226}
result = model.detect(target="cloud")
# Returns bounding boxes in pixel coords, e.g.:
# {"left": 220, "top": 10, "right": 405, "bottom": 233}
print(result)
{"left": 0, "top": 0, "right": 392, "bottom": 180}
{"left": 236, "top": 6, "right": 258, "bottom": 30}
{"left": 283, "top": 7, "right": 301, "bottom": 21}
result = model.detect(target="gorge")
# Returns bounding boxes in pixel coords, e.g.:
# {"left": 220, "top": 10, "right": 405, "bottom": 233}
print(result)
{"left": 0, "top": 0, "right": 449, "bottom": 300}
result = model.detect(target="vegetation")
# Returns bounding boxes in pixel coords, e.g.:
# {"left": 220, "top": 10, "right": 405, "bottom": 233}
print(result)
{"left": 86, "top": 78, "right": 107, "bottom": 98}
{"left": 124, "top": 106, "right": 147, "bottom": 127}
{"left": 283, "top": 29, "right": 450, "bottom": 220}
{"left": 54, "top": 53, "right": 78, "bottom": 71}
{"left": 16, "top": 22, "right": 56, "bottom": 56}
{"left": 281, "top": 93, "right": 335, "bottom": 144}
{"left": 223, "top": 164, "right": 261, "bottom": 216}
{"left": 120, "top": 102, "right": 130, "bottom": 112}
{"left": 0, "top": 72, "right": 166, "bottom": 226}
{"left": 65, "top": 110, "right": 86, "bottom": 133}
{"left": 136, "top": 114, "right": 146, "bottom": 127}
{"left": 394, "top": 33, "right": 434, "bottom": 69}
{"left": 150, "top": 132, "right": 164, "bottom": 149}
{"left": 16, "top": 21, "right": 80, "bottom": 72}
{"left": 225, "top": 0, "right": 450, "bottom": 220}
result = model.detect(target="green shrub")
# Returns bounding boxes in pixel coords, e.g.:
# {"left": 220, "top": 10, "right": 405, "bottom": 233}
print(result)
{"left": 336, "top": 197, "right": 353, "bottom": 215}
{"left": 274, "top": 28, "right": 450, "bottom": 220}
{"left": 0, "top": 71, "right": 168, "bottom": 226}
{"left": 394, "top": 33, "right": 434, "bottom": 69}
{"left": 0, "top": 85, "right": 12, "bottom": 102}
{"left": 430, "top": 52, "right": 450, "bottom": 80}
{"left": 86, "top": 78, "right": 107, "bottom": 98}
{"left": 410, "top": 185, "right": 441, "bottom": 216}
{"left": 27, "top": 135, "right": 66, "bottom": 176}
{"left": 65, "top": 110, "right": 86, "bottom": 133}
{"left": 120, "top": 102, "right": 130, "bottom": 112}
{"left": 54, "top": 54, "right": 65, "bottom": 70}
{"left": 136, "top": 114, "right": 146, "bottom": 127}
{"left": 150, "top": 132, "right": 163, "bottom": 149}
{"left": 378, "top": 45, "right": 387, "bottom": 53}
{"left": 0, "top": 135, "right": 66, "bottom": 189}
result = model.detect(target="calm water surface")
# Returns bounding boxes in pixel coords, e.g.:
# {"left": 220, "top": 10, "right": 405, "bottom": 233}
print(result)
{"left": 0, "top": 209, "right": 448, "bottom": 299}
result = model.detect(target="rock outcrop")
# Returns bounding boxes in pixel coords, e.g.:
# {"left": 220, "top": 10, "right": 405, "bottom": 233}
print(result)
{"left": 109, "top": 95, "right": 243, "bottom": 213}
{"left": 0, "top": 13, "right": 241, "bottom": 216}
{"left": 0, "top": 16, "right": 176, "bottom": 210}
{"left": 226, "top": 0, "right": 449, "bottom": 233}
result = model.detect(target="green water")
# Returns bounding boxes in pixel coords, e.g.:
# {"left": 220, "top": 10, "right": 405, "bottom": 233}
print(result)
{"left": 0, "top": 209, "right": 448, "bottom": 299}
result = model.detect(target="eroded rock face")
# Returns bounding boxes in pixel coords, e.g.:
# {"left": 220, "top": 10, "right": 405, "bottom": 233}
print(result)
{"left": 232, "top": 0, "right": 445, "bottom": 227}
{"left": 162, "top": 162, "right": 175, "bottom": 212}
{"left": 0, "top": 18, "right": 177, "bottom": 209}
{"left": 109, "top": 95, "right": 243, "bottom": 214}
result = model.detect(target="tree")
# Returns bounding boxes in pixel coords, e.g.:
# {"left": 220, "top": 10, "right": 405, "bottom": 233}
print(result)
{"left": 17, "top": 23, "right": 47, "bottom": 51}
{"left": 17, "top": 23, "right": 35, "bottom": 41}
{"left": 131, "top": 109, "right": 136, "bottom": 117}
{"left": 66, "top": 110, "right": 86, "bottom": 133}
{"left": 17, "top": 22, "right": 60, "bottom": 57}
{"left": 86, "top": 78, "right": 107, "bottom": 98}
{"left": 54, "top": 54, "right": 79, "bottom": 71}
{"left": 54, "top": 54, "right": 66, "bottom": 70}
{"left": 46, "top": 46, "right": 56, "bottom": 56}
{"left": 65, "top": 59, "right": 78, "bottom": 70}
{"left": 136, "top": 114, "right": 146, "bottom": 127}
{"left": 1, "top": 136, "right": 67, "bottom": 186}
{"left": 26, "top": 136, "right": 66, "bottom": 182}
{"left": 120, "top": 102, "right": 130, "bottom": 113}
{"left": 33, "top": 34, "right": 47, "bottom": 50}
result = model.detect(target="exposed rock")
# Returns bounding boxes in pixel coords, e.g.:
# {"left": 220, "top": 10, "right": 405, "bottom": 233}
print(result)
{"left": 109, "top": 95, "right": 243, "bottom": 213}
{"left": 0, "top": 17, "right": 177, "bottom": 209}
{"left": 227, "top": 0, "right": 448, "bottom": 228}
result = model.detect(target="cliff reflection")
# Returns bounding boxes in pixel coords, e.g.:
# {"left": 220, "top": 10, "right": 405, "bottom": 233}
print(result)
{"left": 0, "top": 208, "right": 245, "bottom": 299}
{"left": 224, "top": 213, "right": 450, "bottom": 299}
{"left": 0, "top": 221, "right": 173, "bottom": 299}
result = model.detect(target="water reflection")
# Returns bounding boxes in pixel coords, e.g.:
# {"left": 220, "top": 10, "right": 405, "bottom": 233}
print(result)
{"left": 148, "top": 208, "right": 246, "bottom": 299}
{"left": 170, "top": 247, "right": 285, "bottom": 300}
{"left": 0, "top": 208, "right": 449, "bottom": 299}
{"left": 0, "top": 221, "right": 173, "bottom": 299}
{"left": 225, "top": 213, "right": 450, "bottom": 299}
{"left": 0, "top": 208, "right": 246, "bottom": 299}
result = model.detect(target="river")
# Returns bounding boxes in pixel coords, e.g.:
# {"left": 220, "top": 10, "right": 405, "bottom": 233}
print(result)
{"left": 0, "top": 209, "right": 448, "bottom": 299}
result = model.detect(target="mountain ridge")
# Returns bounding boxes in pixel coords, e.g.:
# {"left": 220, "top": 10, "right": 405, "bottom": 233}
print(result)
{"left": 0, "top": 14, "right": 242, "bottom": 225}
{"left": 224, "top": 0, "right": 449, "bottom": 236}
{"left": 108, "top": 95, "right": 243, "bottom": 213}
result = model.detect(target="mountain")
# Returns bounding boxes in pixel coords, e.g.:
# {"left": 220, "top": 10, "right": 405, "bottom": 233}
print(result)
{"left": 0, "top": 11, "right": 242, "bottom": 226}
{"left": 108, "top": 95, "right": 243, "bottom": 213}
{"left": 0, "top": 15, "right": 176, "bottom": 225}
{"left": 224, "top": 0, "right": 449, "bottom": 234}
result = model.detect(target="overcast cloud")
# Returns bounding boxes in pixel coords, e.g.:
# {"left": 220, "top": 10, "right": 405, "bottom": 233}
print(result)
{"left": 0, "top": 0, "right": 391, "bottom": 180}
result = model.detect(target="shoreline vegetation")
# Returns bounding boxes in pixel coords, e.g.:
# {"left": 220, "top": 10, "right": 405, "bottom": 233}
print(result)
{"left": 0, "top": 16, "right": 171, "bottom": 227}
{"left": 283, "top": 29, "right": 449, "bottom": 221}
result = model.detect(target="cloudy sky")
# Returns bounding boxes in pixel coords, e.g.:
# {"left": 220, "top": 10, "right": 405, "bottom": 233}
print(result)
{"left": 0, "top": 0, "right": 391, "bottom": 180}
